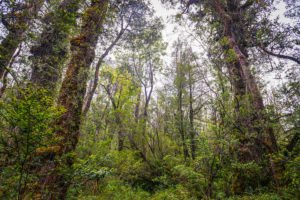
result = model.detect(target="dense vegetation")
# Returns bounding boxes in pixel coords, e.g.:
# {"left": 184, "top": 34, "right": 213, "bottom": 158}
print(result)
{"left": 0, "top": 0, "right": 299, "bottom": 199}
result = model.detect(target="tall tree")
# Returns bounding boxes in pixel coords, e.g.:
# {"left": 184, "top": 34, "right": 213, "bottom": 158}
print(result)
{"left": 174, "top": 41, "right": 189, "bottom": 159}
{"left": 99, "top": 67, "right": 139, "bottom": 151}
{"left": 171, "top": 40, "right": 201, "bottom": 160}
{"left": 209, "top": 0, "right": 278, "bottom": 155}
{"left": 0, "top": 0, "right": 44, "bottom": 80}
{"left": 111, "top": 16, "right": 165, "bottom": 160}
{"left": 30, "top": 0, "right": 82, "bottom": 96}
{"left": 83, "top": 0, "right": 152, "bottom": 115}
{"left": 30, "top": 0, "right": 110, "bottom": 198}
{"left": 165, "top": 0, "right": 278, "bottom": 156}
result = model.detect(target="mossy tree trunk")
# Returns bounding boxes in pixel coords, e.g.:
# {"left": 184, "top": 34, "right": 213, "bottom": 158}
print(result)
{"left": 30, "top": 0, "right": 82, "bottom": 96}
{"left": 0, "top": 0, "right": 44, "bottom": 80}
{"left": 209, "top": 0, "right": 279, "bottom": 193}
{"left": 30, "top": 1, "right": 109, "bottom": 199}
{"left": 211, "top": 0, "right": 278, "bottom": 157}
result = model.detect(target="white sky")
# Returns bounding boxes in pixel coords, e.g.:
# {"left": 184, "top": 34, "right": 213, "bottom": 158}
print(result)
{"left": 150, "top": 0, "right": 177, "bottom": 42}
{"left": 149, "top": 0, "right": 180, "bottom": 63}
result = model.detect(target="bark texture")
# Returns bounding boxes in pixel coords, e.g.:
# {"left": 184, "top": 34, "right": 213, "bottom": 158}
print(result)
{"left": 30, "top": 0, "right": 82, "bottom": 95}
{"left": 30, "top": 1, "right": 109, "bottom": 199}
{"left": 209, "top": 0, "right": 279, "bottom": 193}
{"left": 211, "top": 0, "right": 278, "bottom": 156}
{"left": 0, "top": 0, "right": 44, "bottom": 79}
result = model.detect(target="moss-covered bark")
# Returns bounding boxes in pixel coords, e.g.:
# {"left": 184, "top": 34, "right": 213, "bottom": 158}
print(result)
{"left": 30, "top": 0, "right": 82, "bottom": 96}
{"left": 29, "top": 1, "right": 109, "bottom": 199}
{"left": 211, "top": 0, "right": 278, "bottom": 156}
{"left": 209, "top": 0, "right": 279, "bottom": 193}
{"left": 0, "top": 0, "right": 44, "bottom": 80}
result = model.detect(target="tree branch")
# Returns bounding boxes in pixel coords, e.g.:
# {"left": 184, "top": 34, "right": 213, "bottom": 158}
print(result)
{"left": 259, "top": 45, "right": 300, "bottom": 65}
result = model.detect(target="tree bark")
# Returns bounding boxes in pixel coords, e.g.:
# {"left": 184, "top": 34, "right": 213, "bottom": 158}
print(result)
{"left": 209, "top": 0, "right": 279, "bottom": 193}
{"left": 188, "top": 66, "right": 196, "bottom": 159}
{"left": 30, "top": 0, "right": 82, "bottom": 96}
{"left": 176, "top": 61, "right": 189, "bottom": 159}
{"left": 0, "top": 0, "right": 44, "bottom": 79}
{"left": 134, "top": 91, "right": 141, "bottom": 122}
{"left": 179, "top": 84, "right": 189, "bottom": 159}
{"left": 211, "top": 0, "right": 278, "bottom": 155}
{"left": 31, "top": 1, "right": 109, "bottom": 199}
{"left": 174, "top": 45, "right": 190, "bottom": 160}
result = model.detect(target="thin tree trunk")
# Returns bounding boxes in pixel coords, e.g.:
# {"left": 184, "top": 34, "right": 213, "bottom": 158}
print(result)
{"left": 175, "top": 46, "right": 189, "bottom": 160}
{"left": 31, "top": 1, "right": 109, "bottom": 199}
{"left": 83, "top": 27, "right": 126, "bottom": 115}
{"left": 188, "top": 67, "right": 196, "bottom": 159}
{"left": 179, "top": 88, "right": 189, "bottom": 159}
{"left": 115, "top": 114, "right": 125, "bottom": 151}
{"left": 103, "top": 84, "right": 126, "bottom": 151}
{"left": 0, "top": 42, "right": 22, "bottom": 98}
{"left": 177, "top": 64, "right": 189, "bottom": 160}
{"left": 134, "top": 91, "right": 141, "bottom": 122}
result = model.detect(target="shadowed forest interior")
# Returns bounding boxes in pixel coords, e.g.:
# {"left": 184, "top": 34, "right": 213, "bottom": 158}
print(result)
{"left": 0, "top": 0, "right": 299, "bottom": 199}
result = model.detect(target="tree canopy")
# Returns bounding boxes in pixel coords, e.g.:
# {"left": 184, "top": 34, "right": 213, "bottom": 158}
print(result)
{"left": 0, "top": 0, "right": 299, "bottom": 199}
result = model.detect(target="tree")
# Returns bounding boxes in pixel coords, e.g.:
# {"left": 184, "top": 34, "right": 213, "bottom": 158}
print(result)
{"left": 122, "top": 19, "right": 165, "bottom": 160}
{"left": 165, "top": 0, "right": 278, "bottom": 157}
{"left": 83, "top": 0, "right": 153, "bottom": 115}
{"left": 0, "top": 0, "right": 299, "bottom": 199}
{"left": 0, "top": 88, "right": 63, "bottom": 199}
{"left": 30, "top": 0, "right": 82, "bottom": 96}
{"left": 99, "top": 66, "right": 139, "bottom": 151}
{"left": 29, "top": 1, "right": 110, "bottom": 198}
{"left": 0, "top": 0, "right": 45, "bottom": 80}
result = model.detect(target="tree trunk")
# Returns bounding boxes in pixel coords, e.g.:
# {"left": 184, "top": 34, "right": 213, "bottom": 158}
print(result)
{"left": 179, "top": 94, "right": 189, "bottom": 160}
{"left": 134, "top": 91, "right": 141, "bottom": 122}
{"left": 115, "top": 114, "right": 125, "bottom": 151}
{"left": 83, "top": 27, "right": 126, "bottom": 115}
{"left": 0, "top": 0, "right": 44, "bottom": 79}
{"left": 188, "top": 67, "right": 196, "bottom": 159}
{"left": 177, "top": 64, "right": 189, "bottom": 160}
{"left": 174, "top": 46, "right": 189, "bottom": 160}
{"left": 30, "top": 1, "right": 109, "bottom": 199}
{"left": 210, "top": 0, "right": 279, "bottom": 193}
{"left": 211, "top": 0, "right": 278, "bottom": 155}
{"left": 30, "top": 0, "right": 82, "bottom": 96}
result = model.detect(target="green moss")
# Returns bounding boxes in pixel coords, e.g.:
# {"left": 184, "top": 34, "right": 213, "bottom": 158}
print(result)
{"left": 225, "top": 48, "right": 238, "bottom": 63}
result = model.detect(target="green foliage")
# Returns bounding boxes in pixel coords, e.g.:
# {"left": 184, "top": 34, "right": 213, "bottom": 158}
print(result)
{"left": 0, "top": 87, "right": 64, "bottom": 198}
{"left": 283, "top": 154, "right": 300, "bottom": 198}
{"left": 225, "top": 48, "right": 238, "bottom": 63}
{"left": 226, "top": 193, "right": 281, "bottom": 200}
{"left": 95, "top": 178, "right": 150, "bottom": 200}
{"left": 2, "top": 1, "right": 299, "bottom": 199}
{"left": 151, "top": 185, "right": 196, "bottom": 200}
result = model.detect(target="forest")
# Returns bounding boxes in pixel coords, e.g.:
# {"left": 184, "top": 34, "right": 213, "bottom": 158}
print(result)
{"left": 0, "top": 0, "right": 299, "bottom": 199}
